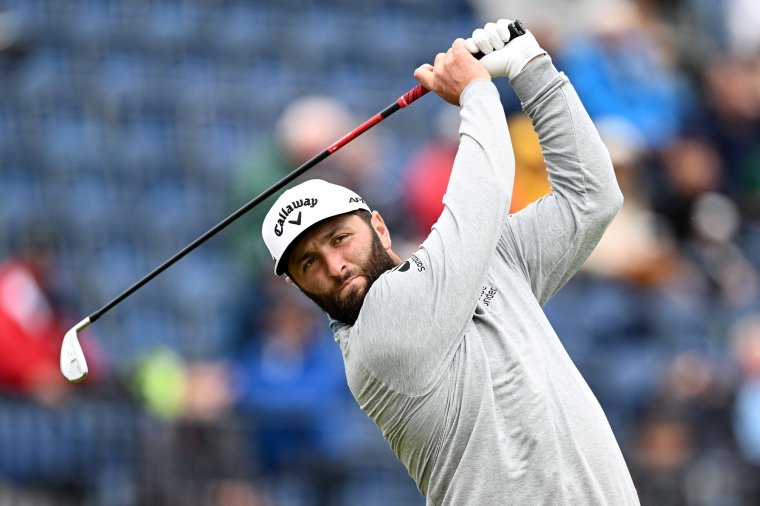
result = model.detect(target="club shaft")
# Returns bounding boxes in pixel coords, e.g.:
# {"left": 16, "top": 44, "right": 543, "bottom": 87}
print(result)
{"left": 87, "top": 20, "right": 526, "bottom": 323}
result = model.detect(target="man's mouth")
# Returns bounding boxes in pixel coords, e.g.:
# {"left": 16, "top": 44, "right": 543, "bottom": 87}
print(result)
{"left": 339, "top": 275, "right": 362, "bottom": 295}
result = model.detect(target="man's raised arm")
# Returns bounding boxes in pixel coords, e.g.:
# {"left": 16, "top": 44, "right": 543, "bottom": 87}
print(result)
{"left": 474, "top": 22, "right": 624, "bottom": 305}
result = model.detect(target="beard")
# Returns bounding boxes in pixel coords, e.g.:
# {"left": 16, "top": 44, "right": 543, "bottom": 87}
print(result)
{"left": 297, "top": 231, "right": 397, "bottom": 325}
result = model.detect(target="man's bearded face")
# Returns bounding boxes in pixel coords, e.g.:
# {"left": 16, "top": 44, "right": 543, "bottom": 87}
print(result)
{"left": 287, "top": 213, "right": 397, "bottom": 325}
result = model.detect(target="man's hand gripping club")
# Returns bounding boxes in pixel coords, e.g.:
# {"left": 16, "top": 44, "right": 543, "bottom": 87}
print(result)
{"left": 414, "top": 39, "right": 490, "bottom": 106}
{"left": 466, "top": 19, "right": 546, "bottom": 80}
{"left": 414, "top": 19, "right": 547, "bottom": 106}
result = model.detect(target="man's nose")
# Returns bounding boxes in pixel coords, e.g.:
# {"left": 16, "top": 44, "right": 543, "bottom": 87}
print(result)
{"left": 323, "top": 250, "right": 347, "bottom": 278}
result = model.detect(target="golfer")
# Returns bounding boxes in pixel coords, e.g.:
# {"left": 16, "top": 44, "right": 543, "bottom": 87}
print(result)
{"left": 262, "top": 20, "right": 640, "bottom": 505}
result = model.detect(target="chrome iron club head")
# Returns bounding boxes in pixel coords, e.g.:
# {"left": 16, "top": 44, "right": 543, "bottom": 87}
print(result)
{"left": 60, "top": 318, "right": 91, "bottom": 382}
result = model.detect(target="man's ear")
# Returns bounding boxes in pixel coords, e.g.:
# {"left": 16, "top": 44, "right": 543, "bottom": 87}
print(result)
{"left": 285, "top": 275, "right": 295, "bottom": 286}
{"left": 370, "top": 211, "right": 392, "bottom": 250}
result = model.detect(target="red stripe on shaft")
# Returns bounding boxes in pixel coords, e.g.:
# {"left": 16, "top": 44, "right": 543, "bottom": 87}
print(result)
{"left": 327, "top": 113, "right": 384, "bottom": 153}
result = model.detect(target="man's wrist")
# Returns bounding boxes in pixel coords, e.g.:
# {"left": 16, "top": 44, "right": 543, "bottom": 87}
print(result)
{"left": 524, "top": 54, "right": 547, "bottom": 68}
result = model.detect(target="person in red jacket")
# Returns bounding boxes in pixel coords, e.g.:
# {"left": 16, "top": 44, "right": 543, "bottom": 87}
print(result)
{"left": 0, "top": 230, "right": 101, "bottom": 402}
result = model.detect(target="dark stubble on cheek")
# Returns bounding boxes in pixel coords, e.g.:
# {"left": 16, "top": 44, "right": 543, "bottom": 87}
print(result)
{"left": 297, "top": 231, "right": 397, "bottom": 325}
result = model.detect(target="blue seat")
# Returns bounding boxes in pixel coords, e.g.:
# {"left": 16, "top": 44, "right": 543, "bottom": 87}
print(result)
{"left": 0, "top": 102, "right": 20, "bottom": 160}
{"left": 0, "top": 171, "right": 40, "bottom": 224}
{"left": 110, "top": 304, "right": 179, "bottom": 359}
{"left": 57, "top": 0, "right": 113, "bottom": 52}
{"left": 210, "top": 3, "right": 275, "bottom": 61}
{"left": 93, "top": 237, "right": 147, "bottom": 291}
{"left": 14, "top": 49, "right": 72, "bottom": 115}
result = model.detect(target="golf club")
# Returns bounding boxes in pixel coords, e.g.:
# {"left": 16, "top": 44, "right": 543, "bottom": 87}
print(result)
{"left": 61, "top": 20, "right": 527, "bottom": 382}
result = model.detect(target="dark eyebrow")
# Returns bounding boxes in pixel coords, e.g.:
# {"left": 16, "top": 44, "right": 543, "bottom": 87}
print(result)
{"left": 320, "top": 224, "right": 349, "bottom": 242}
{"left": 293, "top": 224, "right": 351, "bottom": 267}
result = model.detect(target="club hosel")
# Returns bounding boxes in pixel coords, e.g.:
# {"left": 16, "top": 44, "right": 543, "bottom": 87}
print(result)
{"left": 75, "top": 316, "right": 93, "bottom": 331}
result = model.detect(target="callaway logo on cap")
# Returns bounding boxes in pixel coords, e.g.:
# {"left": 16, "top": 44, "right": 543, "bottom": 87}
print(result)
{"left": 262, "top": 179, "right": 370, "bottom": 276}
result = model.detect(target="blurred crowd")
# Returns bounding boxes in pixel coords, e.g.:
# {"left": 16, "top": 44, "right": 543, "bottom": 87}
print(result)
{"left": 1, "top": 0, "right": 759, "bottom": 504}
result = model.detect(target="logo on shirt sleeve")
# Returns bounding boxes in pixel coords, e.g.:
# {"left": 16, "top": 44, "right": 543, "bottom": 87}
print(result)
{"left": 394, "top": 254, "right": 426, "bottom": 273}
{"left": 396, "top": 261, "right": 411, "bottom": 272}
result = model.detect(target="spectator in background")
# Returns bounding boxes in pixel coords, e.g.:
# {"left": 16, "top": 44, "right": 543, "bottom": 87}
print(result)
{"left": 671, "top": 0, "right": 760, "bottom": 57}
{"left": 687, "top": 192, "right": 760, "bottom": 315}
{"left": 229, "top": 96, "right": 383, "bottom": 281}
{"left": 672, "top": 0, "right": 760, "bottom": 203}
{"left": 652, "top": 137, "right": 724, "bottom": 241}
{"left": 227, "top": 96, "right": 391, "bottom": 374}
{"left": 628, "top": 349, "right": 750, "bottom": 504}
{"left": 702, "top": 54, "right": 760, "bottom": 199}
{"left": 724, "top": 0, "right": 760, "bottom": 57}
{"left": 556, "top": 1, "right": 691, "bottom": 150}
{"left": 730, "top": 314, "right": 760, "bottom": 468}
{"left": 231, "top": 281, "right": 356, "bottom": 482}
{"left": 0, "top": 226, "right": 102, "bottom": 403}
{"left": 651, "top": 135, "right": 760, "bottom": 318}
{"left": 403, "top": 107, "right": 549, "bottom": 245}
{"left": 506, "top": 113, "right": 551, "bottom": 212}
{"left": 401, "top": 106, "right": 460, "bottom": 245}
{"left": 468, "top": 0, "right": 629, "bottom": 50}
{"left": 582, "top": 118, "right": 669, "bottom": 284}
{"left": 547, "top": 119, "right": 720, "bottom": 437}
{"left": 629, "top": 410, "right": 695, "bottom": 505}
{"left": 0, "top": 226, "right": 122, "bottom": 505}
{"left": 227, "top": 279, "right": 410, "bottom": 503}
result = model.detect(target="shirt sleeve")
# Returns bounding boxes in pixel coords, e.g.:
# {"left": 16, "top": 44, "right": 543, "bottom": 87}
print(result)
{"left": 347, "top": 79, "right": 515, "bottom": 395}
{"left": 498, "top": 57, "right": 624, "bottom": 306}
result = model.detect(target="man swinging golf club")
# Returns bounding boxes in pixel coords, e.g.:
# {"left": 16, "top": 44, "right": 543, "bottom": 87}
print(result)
{"left": 262, "top": 20, "right": 640, "bottom": 505}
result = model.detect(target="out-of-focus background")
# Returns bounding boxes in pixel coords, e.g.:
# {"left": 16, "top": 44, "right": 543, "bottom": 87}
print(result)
{"left": 0, "top": 0, "right": 759, "bottom": 504}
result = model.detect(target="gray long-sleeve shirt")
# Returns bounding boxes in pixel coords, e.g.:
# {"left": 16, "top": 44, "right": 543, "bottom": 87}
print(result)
{"left": 330, "top": 58, "right": 640, "bottom": 505}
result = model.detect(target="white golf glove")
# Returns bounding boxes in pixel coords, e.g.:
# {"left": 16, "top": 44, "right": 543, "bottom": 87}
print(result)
{"left": 464, "top": 19, "right": 547, "bottom": 80}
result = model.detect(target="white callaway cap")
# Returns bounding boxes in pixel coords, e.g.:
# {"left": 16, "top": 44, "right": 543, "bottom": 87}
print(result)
{"left": 262, "top": 179, "right": 370, "bottom": 275}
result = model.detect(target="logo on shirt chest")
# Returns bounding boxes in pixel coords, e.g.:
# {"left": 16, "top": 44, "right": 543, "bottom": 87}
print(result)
{"left": 479, "top": 285, "right": 498, "bottom": 307}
